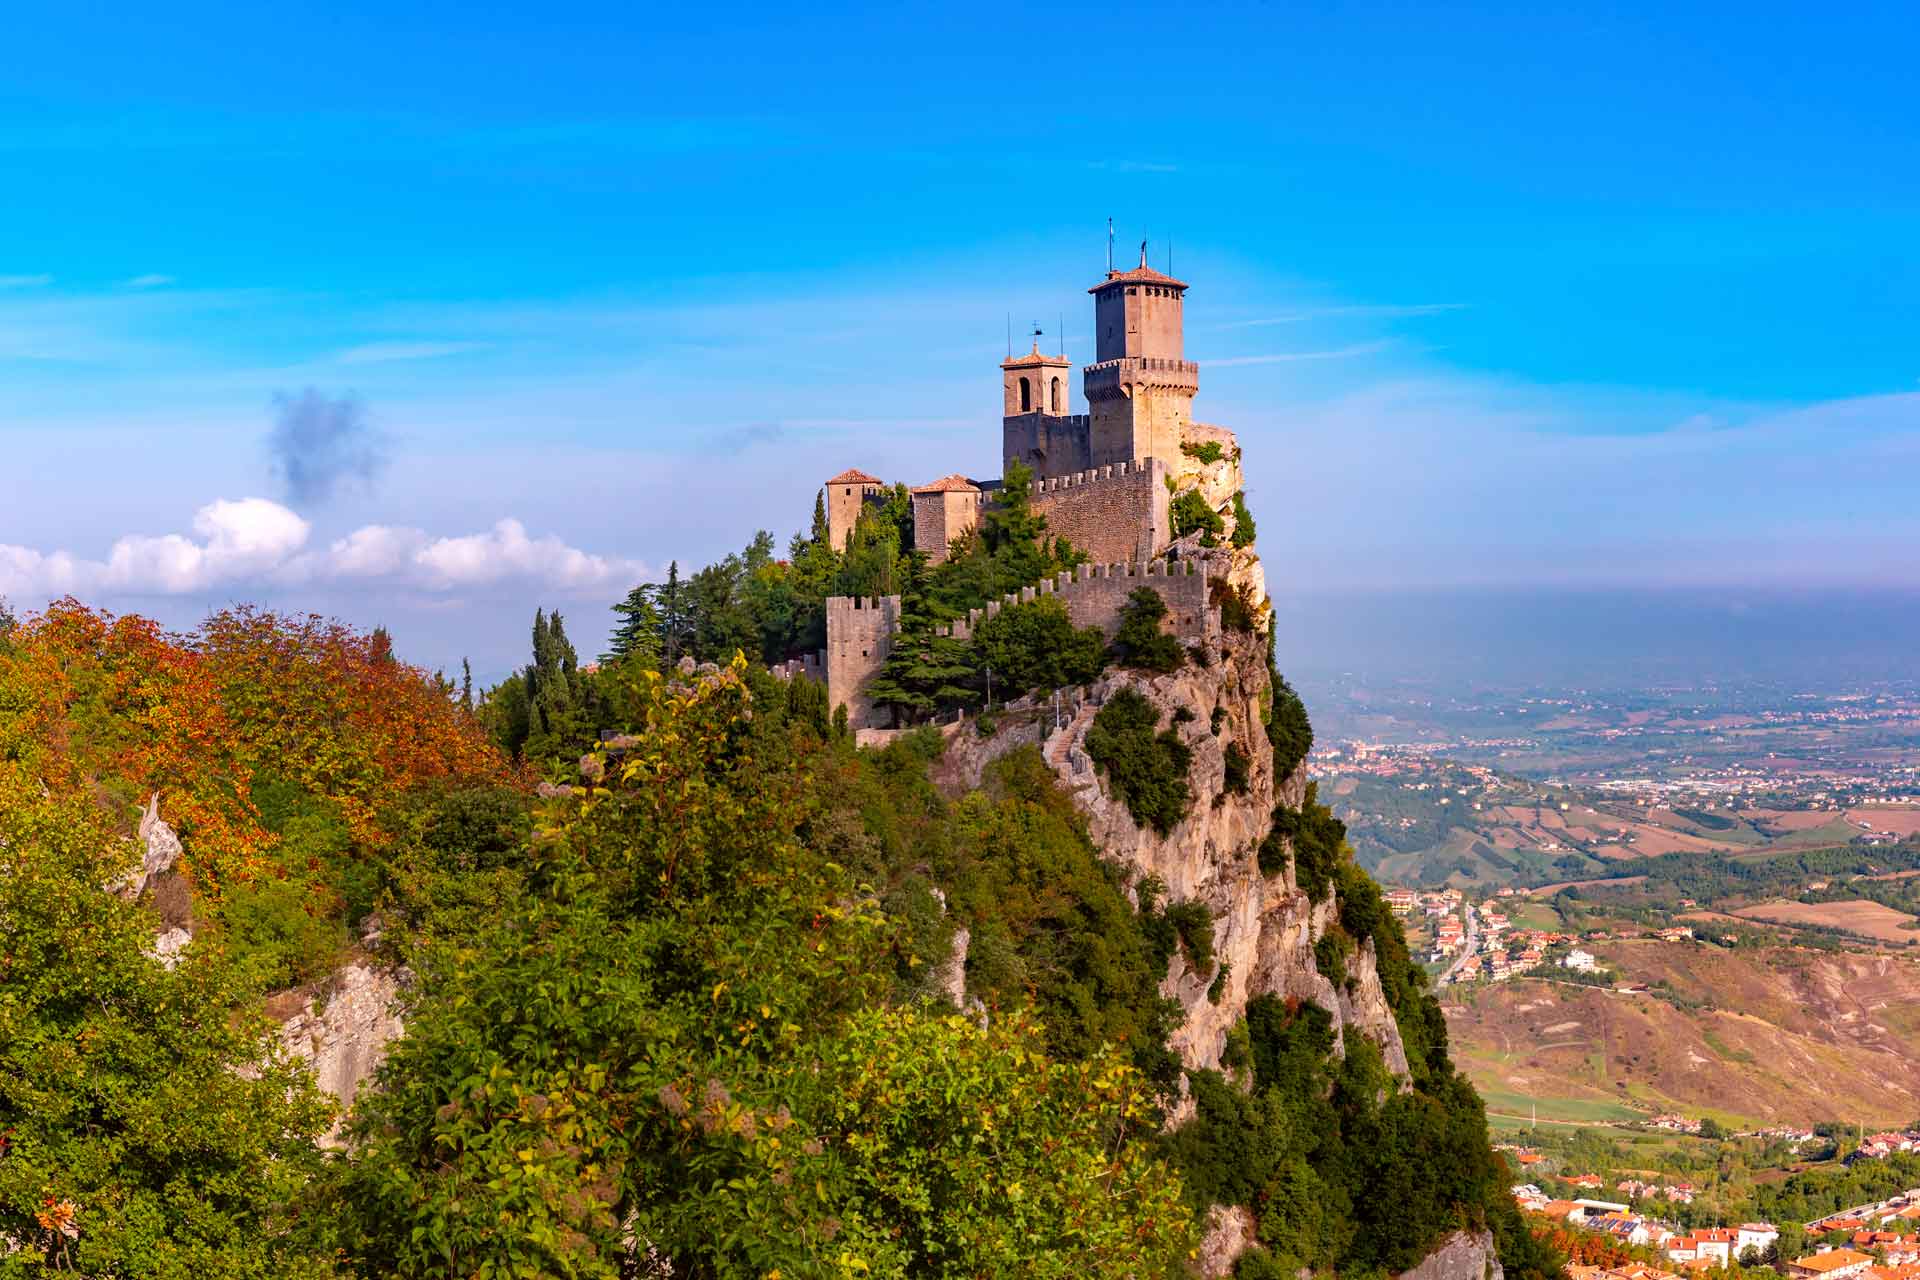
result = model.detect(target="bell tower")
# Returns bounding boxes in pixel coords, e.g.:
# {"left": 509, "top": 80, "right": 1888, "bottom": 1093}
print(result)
{"left": 1084, "top": 243, "right": 1198, "bottom": 468}
{"left": 1000, "top": 327, "right": 1090, "bottom": 480}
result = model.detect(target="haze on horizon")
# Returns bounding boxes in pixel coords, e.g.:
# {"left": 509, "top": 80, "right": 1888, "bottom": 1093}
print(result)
{"left": 2, "top": 1, "right": 1915, "bottom": 680}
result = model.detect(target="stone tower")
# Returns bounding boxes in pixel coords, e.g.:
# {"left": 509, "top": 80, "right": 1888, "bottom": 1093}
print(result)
{"left": 826, "top": 594, "right": 900, "bottom": 730}
{"left": 1084, "top": 245, "right": 1198, "bottom": 469}
{"left": 824, "top": 468, "right": 885, "bottom": 550}
{"left": 1001, "top": 338, "right": 1090, "bottom": 480}
{"left": 909, "top": 474, "right": 983, "bottom": 566}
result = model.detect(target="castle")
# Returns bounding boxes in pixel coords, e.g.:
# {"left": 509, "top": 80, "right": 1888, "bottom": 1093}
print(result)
{"left": 793, "top": 246, "right": 1252, "bottom": 728}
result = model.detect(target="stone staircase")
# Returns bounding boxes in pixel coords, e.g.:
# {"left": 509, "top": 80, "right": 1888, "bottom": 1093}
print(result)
{"left": 1045, "top": 698, "right": 1100, "bottom": 773}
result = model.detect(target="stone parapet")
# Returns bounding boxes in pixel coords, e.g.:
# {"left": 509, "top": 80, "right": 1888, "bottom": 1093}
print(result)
{"left": 1028, "top": 454, "right": 1170, "bottom": 563}
{"left": 936, "top": 553, "right": 1224, "bottom": 646}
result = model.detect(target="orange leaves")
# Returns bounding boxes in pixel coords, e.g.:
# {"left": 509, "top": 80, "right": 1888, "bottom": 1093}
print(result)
{"left": 0, "top": 600, "right": 519, "bottom": 893}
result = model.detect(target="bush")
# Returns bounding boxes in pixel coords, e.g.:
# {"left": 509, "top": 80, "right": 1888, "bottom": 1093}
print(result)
{"left": 1224, "top": 742, "right": 1251, "bottom": 796}
{"left": 1084, "top": 689, "right": 1192, "bottom": 835}
{"left": 1166, "top": 898, "right": 1216, "bottom": 977}
{"left": 1171, "top": 489, "right": 1224, "bottom": 546}
{"left": 1230, "top": 490, "right": 1257, "bottom": 549}
{"left": 1315, "top": 929, "right": 1352, "bottom": 987}
{"left": 969, "top": 595, "right": 1107, "bottom": 697}
{"left": 1110, "top": 588, "right": 1186, "bottom": 673}
{"left": 1181, "top": 440, "right": 1225, "bottom": 465}
{"left": 1260, "top": 782, "right": 1346, "bottom": 900}
{"left": 1265, "top": 665, "right": 1313, "bottom": 778}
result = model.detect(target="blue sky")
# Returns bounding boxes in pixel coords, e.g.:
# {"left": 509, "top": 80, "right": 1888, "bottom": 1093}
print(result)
{"left": 2, "top": 1, "right": 1916, "bottom": 676}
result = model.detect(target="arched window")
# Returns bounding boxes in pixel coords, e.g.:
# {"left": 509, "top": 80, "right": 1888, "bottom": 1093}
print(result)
{"left": 1050, "top": 377, "right": 1063, "bottom": 412}
{"left": 1019, "top": 376, "right": 1031, "bottom": 412}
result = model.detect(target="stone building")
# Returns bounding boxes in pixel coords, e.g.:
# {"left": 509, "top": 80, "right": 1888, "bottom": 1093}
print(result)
{"left": 801, "top": 251, "right": 1244, "bottom": 728}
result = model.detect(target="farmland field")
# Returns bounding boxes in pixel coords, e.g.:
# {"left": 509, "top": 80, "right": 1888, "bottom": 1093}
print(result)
{"left": 1731, "top": 898, "right": 1920, "bottom": 944}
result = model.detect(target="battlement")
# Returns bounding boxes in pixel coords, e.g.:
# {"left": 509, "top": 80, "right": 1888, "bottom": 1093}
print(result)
{"left": 935, "top": 553, "right": 1225, "bottom": 646}
{"left": 770, "top": 652, "right": 824, "bottom": 682}
{"left": 1027, "top": 456, "right": 1159, "bottom": 496}
{"left": 1083, "top": 357, "right": 1200, "bottom": 398}
{"left": 1027, "top": 454, "right": 1169, "bottom": 564}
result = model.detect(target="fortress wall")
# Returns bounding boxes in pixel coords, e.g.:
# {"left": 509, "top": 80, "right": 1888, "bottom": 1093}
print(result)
{"left": 826, "top": 595, "right": 900, "bottom": 730}
{"left": 939, "top": 555, "right": 1222, "bottom": 647}
{"left": 1003, "top": 412, "right": 1093, "bottom": 480}
{"left": 912, "top": 489, "right": 984, "bottom": 565}
{"left": 1028, "top": 456, "right": 1170, "bottom": 564}
{"left": 770, "top": 652, "right": 825, "bottom": 682}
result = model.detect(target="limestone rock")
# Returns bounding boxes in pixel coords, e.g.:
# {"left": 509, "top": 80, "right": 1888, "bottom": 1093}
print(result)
{"left": 1196, "top": 1204, "right": 1257, "bottom": 1278}
{"left": 114, "top": 793, "right": 182, "bottom": 900}
{"left": 280, "top": 962, "right": 406, "bottom": 1146}
{"left": 934, "top": 924, "right": 970, "bottom": 1009}
{"left": 1397, "top": 1230, "right": 1503, "bottom": 1280}
{"left": 148, "top": 927, "right": 192, "bottom": 969}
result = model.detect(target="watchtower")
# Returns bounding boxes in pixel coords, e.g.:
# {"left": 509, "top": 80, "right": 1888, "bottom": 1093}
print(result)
{"left": 1084, "top": 245, "right": 1198, "bottom": 469}
{"left": 824, "top": 468, "right": 885, "bottom": 550}
{"left": 1001, "top": 336, "right": 1090, "bottom": 480}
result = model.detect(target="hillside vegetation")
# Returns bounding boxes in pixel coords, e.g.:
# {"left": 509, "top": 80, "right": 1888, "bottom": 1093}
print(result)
{"left": 0, "top": 546, "right": 1551, "bottom": 1276}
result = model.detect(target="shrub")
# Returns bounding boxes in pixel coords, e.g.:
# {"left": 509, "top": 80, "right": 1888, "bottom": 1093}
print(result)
{"left": 1315, "top": 929, "right": 1352, "bottom": 987}
{"left": 1165, "top": 898, "right": 1216, "bottom": 977}
{"left": 1208, "top": 962, "right": 1232, "bottom": 1004}
{"left": 1171, "top": 489, "right": 1224, "bottom": 546}
{"left": 1223, "top": 742, "right": 1251, "bottom": 796}
{"left": 1110, "top": 588, "right": 1186, "bottom": 673}
{"left": 1230, "top": 490, "right": 1257, "bottom": 549}
{"left": 1260, "top": 782, "right": 1345, "bottom": 900}
{"left": 969, "top": 595, "right": 1106, "bottom": 697}
{"left": 1265, "top": 666, "right": 1313, "bottom": 778}
{"left": 1214, "top": 576, "right": 1260, "bottom": 634}
{"left": 1084, "top": 689, "right": 1192, "bottom": 835}
{"left": 1181, "top": 440, "right": 1225, "bottom": 465}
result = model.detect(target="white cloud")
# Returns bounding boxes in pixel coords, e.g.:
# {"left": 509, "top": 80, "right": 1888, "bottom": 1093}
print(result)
{"left": 0, "top": 273, "right": 53, "bottom": 288}
{"left": 335, "top": 340, "right": 487, "bottom": 364}
{"left": 0, "top": 498, "right": 647, "bottom": 601}
{"left": 125, "top": 273, "right": 175, "bottom": 288}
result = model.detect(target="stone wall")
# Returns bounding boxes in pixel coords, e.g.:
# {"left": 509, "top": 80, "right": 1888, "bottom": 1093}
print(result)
{"left": 1028, "top": 456, "right": 1170, "bottom": 564}
{"left": 911, "top": 488, "right": 984, "bottom": 565}
{"left": 1002, "top": 411, "right": 1092, "bottom": 480}
{"left": 937, "top": 554, "right": 1222, "bottom": 646}
{"left": 825, "top": 595, "right": 899, "bottom": 729}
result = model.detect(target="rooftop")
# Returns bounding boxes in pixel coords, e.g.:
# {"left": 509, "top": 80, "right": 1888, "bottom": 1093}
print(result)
{"left": 1000, "top": 341, "right": 1070, "bottom": 369}
{"left": 911, "top": 473, "right": 981, "bottom": 494}
{"left": 826, "top": 468, "right": 884, "bottom": 486}
{"left": 1090, "top": 263, "right": 1189, "bottom": 294}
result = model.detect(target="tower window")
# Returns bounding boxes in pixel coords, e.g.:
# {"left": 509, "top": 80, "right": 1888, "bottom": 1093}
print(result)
{"left": 1050, "top": 377, "right": 1063, "bottom": 412}
{"left": 1019, "top": 376, "right": 1031, "bottom": 412}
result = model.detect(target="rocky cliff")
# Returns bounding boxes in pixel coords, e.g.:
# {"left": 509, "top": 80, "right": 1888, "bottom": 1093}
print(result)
{"left": 942, "top": 621, "right": 1411, "bottom": 1088}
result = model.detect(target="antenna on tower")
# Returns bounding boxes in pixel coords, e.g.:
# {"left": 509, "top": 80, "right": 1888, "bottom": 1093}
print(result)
{"left": 1106, "top": 217, "right": 1114, "bottom": 274}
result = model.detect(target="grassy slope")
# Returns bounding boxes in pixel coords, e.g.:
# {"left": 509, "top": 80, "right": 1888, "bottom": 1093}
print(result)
{"left": 1443, "top": 940, "right": 1920, "bottom": 1128}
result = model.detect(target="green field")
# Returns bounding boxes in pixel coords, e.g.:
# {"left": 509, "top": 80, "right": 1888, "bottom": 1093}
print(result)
{"left": 1473, "top": 1084, "right": 1645, "bottom": 1125}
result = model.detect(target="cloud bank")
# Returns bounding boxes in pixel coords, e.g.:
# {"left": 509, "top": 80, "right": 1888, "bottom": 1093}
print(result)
{"left": 0, "top": 498, "right": 648, "bottom": 601}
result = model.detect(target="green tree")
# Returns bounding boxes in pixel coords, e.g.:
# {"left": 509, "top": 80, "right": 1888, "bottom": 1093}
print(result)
{"left": 1084, "top": 688, "right": 1192, "bottom": 835}
{"left": 606, "top": 582, "right": 663, "bottom": 666}
{"left": 968, "top": 596, "right": 1107, "bottom": 698}
{"left": 332, "top": 661, "right": 1194, "bottom": 1277}
{"left": 0, "top": 771, "right": 336, "bottom": 1277}
{"left": 1110, "top": 588, "right": 1187, "bottom": 673}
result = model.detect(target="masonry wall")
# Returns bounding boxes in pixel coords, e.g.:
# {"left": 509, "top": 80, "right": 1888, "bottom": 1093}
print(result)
{"left": 1003, "top": 412, "right": 1093, "bottom": 480}
{"left": 912, "top": 490, "right": 984, "bottom": 565}
{"left": 826, "top": 594, "right": 900, "bottom": 730}
{"left": 1028, "top": 457, "right": 1170, "bottom": 564}
{"left": 938, "top": 555, "right": 1223, "bottom": 647}
{"left": 828, "top": 481, "right": 883, "bottom": 550}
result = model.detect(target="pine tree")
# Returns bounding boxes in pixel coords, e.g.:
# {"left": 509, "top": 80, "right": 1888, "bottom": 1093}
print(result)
{"left": 659, "top": 561, "right": 688, "bottom": 667}
{"left": 607, "top": 583, "right": 663, "bottom": 667}
{"left": 460, "top": 657, "right": 473, "bottom": 712}
{"left": 810, "top": 490, "right": 830, "bottom": 544}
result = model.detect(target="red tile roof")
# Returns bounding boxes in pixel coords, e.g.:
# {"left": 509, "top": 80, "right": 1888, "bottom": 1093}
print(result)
{"left": 910, "top": 473, "right": 981, "bottom": 494}
{"left": 826, "top": 469, "right": 883, "bottom": 486}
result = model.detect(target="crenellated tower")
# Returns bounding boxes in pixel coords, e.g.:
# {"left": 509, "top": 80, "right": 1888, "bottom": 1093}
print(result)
{"left": 1084, "top": 244, "right": 1198, "bottom": 469}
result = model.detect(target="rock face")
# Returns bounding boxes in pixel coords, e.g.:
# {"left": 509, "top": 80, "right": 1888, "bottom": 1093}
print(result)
{"left": 1397, "top": 1231, "right": 1503, "bottom": 1280}
{"left": 1196, "top": 1205, "right": 1258, "bottom": 1278}
{"left": 1022, "top": 624, "right": 1414, "bottom": 1082}
{"left": 280, "top": 962, "right": 406, "bottom": 1146}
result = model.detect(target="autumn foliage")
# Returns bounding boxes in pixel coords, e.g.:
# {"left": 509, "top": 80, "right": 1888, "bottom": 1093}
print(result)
{"left": 0, "top": 599, "right": 519, "bottom": 892}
